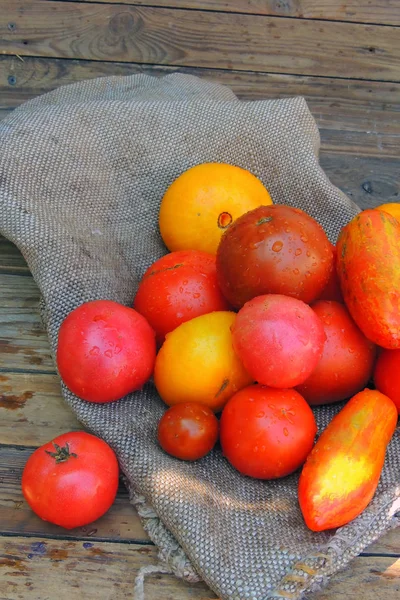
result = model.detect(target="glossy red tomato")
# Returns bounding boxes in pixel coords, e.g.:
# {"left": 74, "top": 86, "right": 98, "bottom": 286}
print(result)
{"left": 216, "top": 204, "right": 333, "bottom": 308}
{"left": 231, "top": 294, "right": 326, "bottom": 388}
{"left": 220, "top": 385, "right": 317, "bottom": 479}
{"left": 21, "top": 432, "right": 119, "bottom": 529}
{"left": 317, "top": 244, "right": 344, "bottom": 303}
{"left": 296, "top": 301, "right": 376, "bottom": 405}
{"left": 374, "top": 349, "right": 400, "bottom": 414}
{"left": 134, "top": 250, "right": 229, "bottom": 343}
{"left": 57, "top": 299, "right": 156, "bottom": 403}
{"left": 157, "top": 402, "right": 219, "bottom": 460}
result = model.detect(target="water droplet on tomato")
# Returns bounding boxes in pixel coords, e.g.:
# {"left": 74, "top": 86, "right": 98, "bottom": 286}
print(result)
{"left": 114, "top": 345, "right": 122, "bottom": 355}
{"left": 295, "top": 248, "right": 302, "bottom": 256}
{"left": 306, "top": 250, "right": 311, "bottom": 257}
{"left": 256, "top": 411, "right": 265, "bottom": 418}
{"left": 104, "top": 349, "right": 113, "bottom": 358}
{"left": 89, "top": 346, "right": 100, "bottom": 356}
{"left": 193, "top": 292, "right": 200, "bottom": 299}
{"left": 293, "top": 268, "right": 299, "bottom": 275}
{"left": 253, "top": 446, "right": 259, "bottom": 453}
{"left": 283, "top": 428, "right": 289, "bottom": 436}
{"left": 300, "top": 235, "right": 308, "bottom": 243}
{"left": 272, "top": 241, "right": 283, "bottom": 253}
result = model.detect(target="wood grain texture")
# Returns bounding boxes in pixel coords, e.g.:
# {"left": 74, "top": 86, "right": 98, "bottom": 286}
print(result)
{"left": 0, "top": 536, "right": 217, "bottom": 600}
{"left": 1, "top": 536, "right": 399, "bottom": 600}
{"left": 1, "top": 57, "right": 399, "bottom": 158}
{"left": 1, "top": 443, "right": 398, "bottom": 555}
{"left": 1, "top": 1, "right": 400, "bottom": 80}
{"left": 0, "top": 372, "right": 83, "bottom": 446}
{"left": 73, "top": 1, "right": 400, "bottom": 26}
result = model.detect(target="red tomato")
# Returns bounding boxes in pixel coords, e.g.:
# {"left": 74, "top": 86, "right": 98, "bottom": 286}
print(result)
{"left": 57, "top": 300, "right": 156, "bottom": 403}
{"left": 374, "top": 349, "right": 400, "bottom": 413}
{"left": 296, "top": 301, "right": 376, "bottom": 405}
{"left": 21, "top": 432, "right": 119, "bottom": 529}
{"left": 317, "top": 245, "right": 344, "bottom": 303}
{"left": 220, "top": 385, "right": 317, "bottom": 479}
{"left": 216, "top": 204, "right": 333, "bottom": 308}
{"left": 134, "top": 250, "right": 229, "bottom": 343}
{"left": 157, "top": 402, "right": 219, "bottom": 460}
{"left": 231, "top": 294, "right": 326, "bottom": 388}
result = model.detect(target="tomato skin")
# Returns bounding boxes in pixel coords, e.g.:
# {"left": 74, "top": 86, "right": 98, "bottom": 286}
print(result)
{"left": 57, "top": 300, "right": 156, "bottom": 403}
{"left": 296, "top": 301, "right": 376, "bottom": 406}
{"left": 317, "top": 245, "right": 343, "bottom": 303}
{"left": 374, "top": 349, "right": 400, "bottom": 413}
{"left": 298, "top": 389, "right": 397, "bottom": 532}
{"left": 220, "top": 385, "right": 317, "bottom": 479}
{"left": 21, "top": 432, "right": 119, "bottom": 529}
{"left": 336, "top": 209, "right": 400, "bottom": 348}
{"left": 134, "top": 250, "right": 230, "bottom": 344}
{"left": 231, "top": 294, "right": 326, "bottom": 388}
{"left": 216, "top": 204, "right": 333, "bottom": 308}
{"left": 157, "top": 402, "right": 219, "bottom": 460}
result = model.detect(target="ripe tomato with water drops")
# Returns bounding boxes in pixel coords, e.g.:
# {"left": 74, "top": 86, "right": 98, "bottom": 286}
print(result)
{"left": 134, "top": 249, "right": 230, "bottom": 344}
{"left": 157, "top": 402, "right": 219, "bottom": 461}
{"left": 220, "top": 385, "right": 317, "bottom": 479}
{"left": 57, "top": 299, "right": 156, "bottom": 403}
{"left": 21, "top": 432, "right": 119, "bottom": 529}
{"left": 216, "top": 204, "right": 333, "bottom": 309}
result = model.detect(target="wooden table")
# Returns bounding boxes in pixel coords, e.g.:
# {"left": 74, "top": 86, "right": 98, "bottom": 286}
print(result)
{"left": 0, "top": 1, "right": 399, "bottom": 598}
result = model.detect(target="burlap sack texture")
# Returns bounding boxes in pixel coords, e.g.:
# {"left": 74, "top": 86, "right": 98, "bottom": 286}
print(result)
{"left": 0, "top": 73, "right": 399, "bottom": 600}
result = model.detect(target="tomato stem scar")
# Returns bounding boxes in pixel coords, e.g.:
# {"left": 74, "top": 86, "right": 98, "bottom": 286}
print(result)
{"left": 46, "top": 442, "right": 78, "bottom": 464}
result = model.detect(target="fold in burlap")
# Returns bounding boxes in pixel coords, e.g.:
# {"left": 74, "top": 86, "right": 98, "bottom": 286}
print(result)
{"left": 0, "top": 73, "right": 399, "bottom": 600}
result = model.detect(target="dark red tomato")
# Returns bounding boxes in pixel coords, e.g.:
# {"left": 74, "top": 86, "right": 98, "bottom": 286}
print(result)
{"left": 317, "top": 244, "right": 344, "bottom": 303}
{"left": 374, "top": 349, "right": 400, "bottom": 414}
{"left": 232, "top": 294, "right": 326, "bottom": 388}
{"left": 216, "top": 204, "right": 333, "bottom": 308}
{"left": 157, "top": 402, "right": 219, "bottom": 460}
{"left": 296, "top": 301, "right": 376, "bottom": 406}
{"left": 57, "top": 299, "right": 156, "bottom": 403}
{"left": 21, "top": 432, "right": 119, "bottom": 529}
{"left": 220, "top": 385, "right": 317, "bottom": 479}
{"left": 134, "top": 250, "right": 230, "bottom": 344}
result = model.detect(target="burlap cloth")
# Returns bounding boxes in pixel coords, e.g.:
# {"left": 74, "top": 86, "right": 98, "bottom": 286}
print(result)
{"left": 0, "top": 73, "right": 399, "bottom": 600}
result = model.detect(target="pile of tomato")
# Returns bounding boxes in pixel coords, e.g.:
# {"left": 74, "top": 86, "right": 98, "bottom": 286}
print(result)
{"left": 21, "top": 163, "right": 400, "bottom": 533}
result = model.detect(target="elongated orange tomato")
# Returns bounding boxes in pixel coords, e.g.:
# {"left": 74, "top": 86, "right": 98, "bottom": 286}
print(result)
{"left": 298, "top": 389, "right": 397, "bottom": 532}
{"left": 336, "top": 209, "right": 400, "bottom": 348}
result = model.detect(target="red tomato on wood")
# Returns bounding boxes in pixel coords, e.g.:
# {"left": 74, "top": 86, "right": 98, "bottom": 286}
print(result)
{"left": 374, "top": 349, "right": 400, "bottom": 413}
{"left": 157, "top": 402, "right": 219, "bottom": 461}
{"left": 298, "top": 389, "right": 397, "bottom": 531}
{"left": 231, "top": 294, "right": 326, "bottom": 388}
{"left": 21, "top": 432, "right": 119, "bottom": 529}
{"left": 220, "top": 385, "right": 317, "bottom": 479}
{"left": 216, "top": 204, "right": 333, "bottom": 308}
{"left": 134, "top": 249, "right": 230, "bottom": 343}
{"left": 57, "top": 300, "right": 156, "bottom": 403}
{"left": 296, "top": 301, "right": 376, "bottom": 406}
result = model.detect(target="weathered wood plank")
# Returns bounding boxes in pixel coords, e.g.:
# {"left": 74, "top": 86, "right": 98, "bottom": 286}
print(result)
{"left": 1, "top": 443, "right": 398, "bottom": 555}
{"left": 82, "top": 0, "right": 400, "bottom": 26}
{"left": 1, "top": 1, "right": 400, "bottom": 80}
{"left": 0, "top": 536, "right": 217, "bottom": 600}
{"left": 1, "top": 57, "right": 399, "bottom": 158}
{"left": 0, "top": 445, "right": 149, "bottom": 543}
{"left": 0, "top": 236, "right": 30, "bottom": 275}
{"left": 0, "top": 372, "right": 82, "bottom": 446}
{"left": 1, "top": 536, "right": 399, "bottom": 600}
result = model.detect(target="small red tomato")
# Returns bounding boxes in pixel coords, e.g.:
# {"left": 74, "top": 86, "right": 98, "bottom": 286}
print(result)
{"left": 220, "top": 385, "right": 317, "bottom": 479}
{"left": 374, "top": 349, "right": 400, "bottom": 413}
{"left": 21, "top": 432, "right": 119, "bottom": 529}
{"left": 57, "top": 299, "right": 156, "bottom": 403}
{"left": 134, "top": 250, "right": 230, "bottom": 343}
{"left": 232, "top": 294, "right": 326, "bottom": 388}
{"left": 157, "top": 402, "right": 219, "bottom": 460}
{"left": 296, "top": 301, "right": 376, "bottom": 405}
{"left": 317, "top": 244, "right": 344, "bottom": 303}
{"left": 216, "top": 204, "right": 333, "bottom": 308}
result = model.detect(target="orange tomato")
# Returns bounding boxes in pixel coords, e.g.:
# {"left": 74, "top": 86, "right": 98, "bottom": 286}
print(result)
{"left": 376, "top": 202, "right": 400, "bottom": 222}
{"left": 158, "top": 163, "right": 273, "bottom": 255}
{"left": 154, "top": 311, "right": 253, "bottom": 412}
